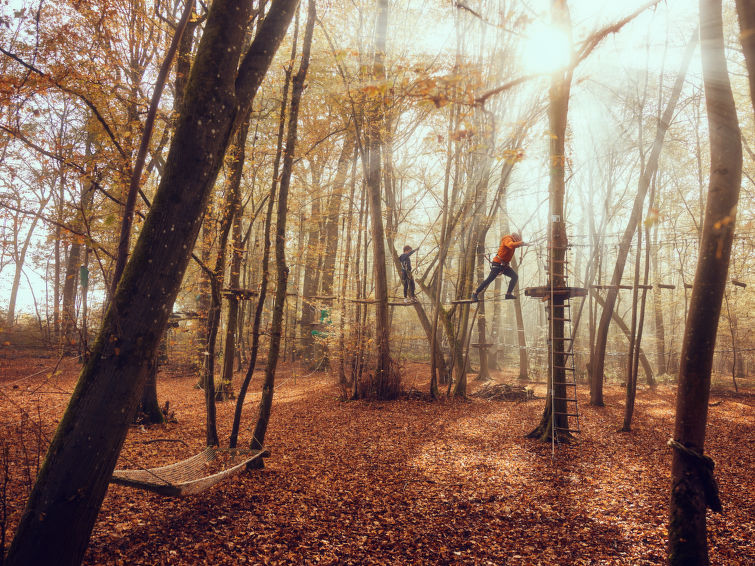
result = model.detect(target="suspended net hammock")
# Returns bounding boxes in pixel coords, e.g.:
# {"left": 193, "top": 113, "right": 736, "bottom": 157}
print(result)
{"left": 111, "top": 446, "right": 269, "bottom": 497}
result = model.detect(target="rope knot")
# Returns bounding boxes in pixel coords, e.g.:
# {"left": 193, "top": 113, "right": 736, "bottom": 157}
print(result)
{"left": 668, "top": 439, "right": 723, "bottom": 513}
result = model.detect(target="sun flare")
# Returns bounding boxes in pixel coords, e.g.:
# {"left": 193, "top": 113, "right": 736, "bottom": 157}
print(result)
{"left": 521, "top": 22, "right": 572, "bottom": 75}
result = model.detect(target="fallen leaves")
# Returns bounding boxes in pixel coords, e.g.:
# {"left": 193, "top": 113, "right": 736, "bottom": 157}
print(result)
{"left": 0, "top": 355, "right": 753, "bottom": 565}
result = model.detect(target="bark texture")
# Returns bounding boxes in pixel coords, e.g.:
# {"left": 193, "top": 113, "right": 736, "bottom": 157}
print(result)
{"left": 669, "top": 2, "right": 741, "bottom": 564}
{"left": 5, "top": 2, "right": 298, "bottom": 564}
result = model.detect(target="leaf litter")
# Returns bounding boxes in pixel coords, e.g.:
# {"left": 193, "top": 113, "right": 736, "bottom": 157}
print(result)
{"left": 0, "top": 355, "right": 752, "bottom": 565}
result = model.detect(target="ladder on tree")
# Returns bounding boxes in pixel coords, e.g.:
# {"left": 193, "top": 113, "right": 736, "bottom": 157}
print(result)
{"left": 545, "top": 254, "right": 581, "bottom": 448}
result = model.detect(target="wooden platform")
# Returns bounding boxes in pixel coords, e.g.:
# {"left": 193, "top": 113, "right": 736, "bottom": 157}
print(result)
{"left": 222, "top": 288, "right": 258, "bottom": 300}
{"left": 524, "top": 286, "right": 587, "bottom": 299}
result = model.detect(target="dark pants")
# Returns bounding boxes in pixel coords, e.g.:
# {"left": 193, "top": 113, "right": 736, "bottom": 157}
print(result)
{"left": 475, "top": 262, "right": 517, "bottom": 296}
{"left": 402, "top": 272, "right": 415, "bottom": 298}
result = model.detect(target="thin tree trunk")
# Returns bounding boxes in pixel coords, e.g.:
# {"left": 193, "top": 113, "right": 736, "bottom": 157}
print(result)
{"left": 212, "top": 117, "right": 251, "bottom": 402}
{"left": 61, "top": 163, "right": 94, "bottom": 355}
{"left": 220, "top": 210, "right": 244, "bottom": 396}
{"left": 299, "top": 163, "right": 323, "bottom": 366}
{"left": 590, "top": 31, "right": 697, "bottom": 406}
{"left": 251, "top": 0, "right": 316, "bottom": 453}
{"left": 230, "top": 5, "right": 300, "bottom": 449}
{"left": 110, "top": 0, "right": 195, "bottom": 297}
{"left": 736, "top": 0, "right": 755, "bottom": 116}
{"left": 511, "top": 255, "right": 529, "bottom": 381}
{"left": 651, "top": 222, "right": 667, "bottom": 375}
{"left": 6, "top": 197, "right": 51, "bottom": 327}
{"left": 621, "top": 214, "right": 643, "bottom": 431}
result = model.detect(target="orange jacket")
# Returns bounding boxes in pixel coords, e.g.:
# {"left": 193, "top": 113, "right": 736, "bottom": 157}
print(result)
{"left": 493, "top": 235, "right": 524, "bottom": 264}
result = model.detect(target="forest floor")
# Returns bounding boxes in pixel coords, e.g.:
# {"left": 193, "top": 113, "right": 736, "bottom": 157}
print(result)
{"left": 1, "top": 351, "right": 753, "bottom": 565}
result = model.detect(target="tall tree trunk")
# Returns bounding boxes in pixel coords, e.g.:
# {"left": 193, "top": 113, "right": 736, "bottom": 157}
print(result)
{"left": 590, "top": 31, "right": 697, "bottom": 406}
{"left": 337, "top": 147, "right": 359, "bottom": 389}
{"left": 474, "top": 241, "right": 491, "bottom": 382}
{"left": 252, "top": 0, "right": 316, "bottom": 452}
{"left": 529, "top": 0, "right": 573, "bottom": 443}
{"left": 651, "top": 222, "right": 667, "bottom": 375}
{"left": 299, "top": 163, "right": 323, "bottom": 366}
{"left": 61, "top": 178, "right": 93, "bottom": 354}
{"left": 511, "top": 255, "right": 529, "bottom": 381}
{"left": 321, "top": 132, "right": 354, "bottom": 296}
{"left": 230, "top": 5, "right": 300, "bottom": 449}
{"left": 5, "top": 3, "right": 297, "bottom": 564}
{"left": 320, "top": 130, "right": 355, "bottom": 371}
{"left": 735, "top": 0, "right": 755, "bottom": 116}
{"left": 590, "top": 289, "right": 654, "bottom": 380}
{"left": 220, "top": 209, "right": 244, "bottom": 397}
{"left": 200, "top": 151, "right": 247, "bottom": 445}
{"left": 212, "top": 116, "right": 251, "bottom": 403}
{"left": 621, "top": 215, "right": 643, "bottom": 431}
{"left": 363, "top": 0, "right": 397, "bottom": 399}
{"left": 7, "top": 196, "right": 51, "bottom": 327}
{"left": 669, "top": 2, "right": 741, "bottom": 563}
{"left": 136, "top": 335, "right": 166, "bottom": 425}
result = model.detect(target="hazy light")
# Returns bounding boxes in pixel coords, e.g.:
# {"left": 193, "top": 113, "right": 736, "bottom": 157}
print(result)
{"left": 521, "top": 22, "right": 572, "bottom": 75}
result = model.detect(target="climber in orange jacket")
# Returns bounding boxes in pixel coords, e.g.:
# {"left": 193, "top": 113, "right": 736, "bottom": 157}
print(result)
{"left": 471, "top": 232, "right": 530, "bottom": 301}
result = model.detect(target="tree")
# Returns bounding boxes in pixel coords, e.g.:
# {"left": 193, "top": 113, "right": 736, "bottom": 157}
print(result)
{"left": 252, "top": 0, "right": 316, "bottom": 454}
{"left": 528, "top": 0, "right": 574, "bottom": 442}
{"left": 4, "top": 1, "right": 298, "bottom": 564}
{"left": 668, "top": 0, "right": 742, "bottom": 563}
{"left": 735, "top": 0, "right": 755, "bottom": 116}
{"left": 362, "top": 0, "right": 398, "bottom": 399}
{"left": 589, "top": 31, "right": 697, "bottom": 406}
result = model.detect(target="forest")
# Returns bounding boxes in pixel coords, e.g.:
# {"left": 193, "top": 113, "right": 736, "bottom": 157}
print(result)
{"left": 0, "top": 0, "right": 753, "bottom": 564}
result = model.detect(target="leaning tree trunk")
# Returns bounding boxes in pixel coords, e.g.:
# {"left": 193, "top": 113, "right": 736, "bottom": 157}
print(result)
{"left": 590, "top": 31, "right": 697, "bottom": 406}
{"left": 251, "top": 0, "right": 316, "bottom": 453}
{"left": 621, "top": 214, "right": 644, "bottom": 431}
{"left": 669, "top": 2, "right": 741, "bottom": 564}
{"left": 4, "top": 3, "right": 298, "bottom": 565}
{"left": 590, "top": 289, "right": 654, "bottom": 381}
{"left": 229, "top": 7, "right": 300, "bottom": 449}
